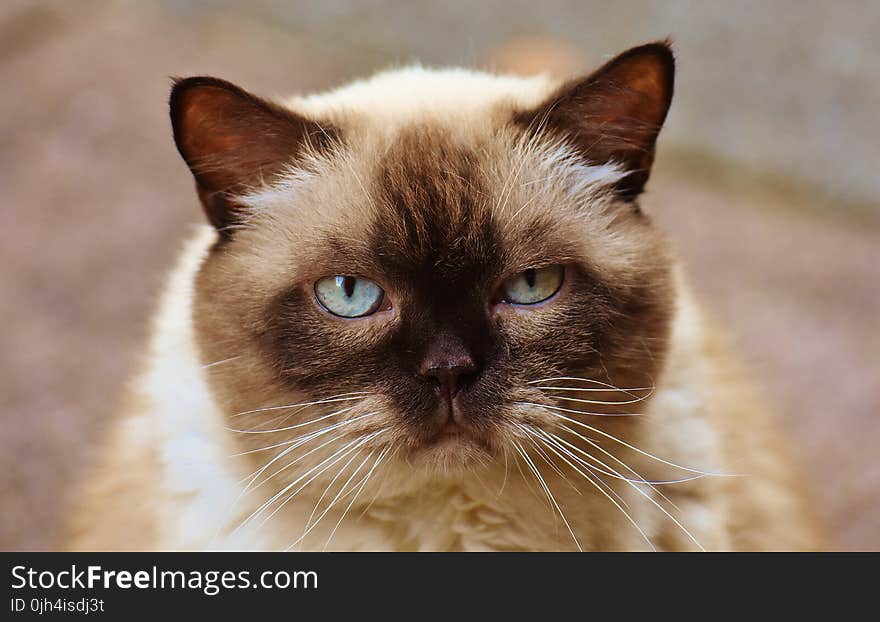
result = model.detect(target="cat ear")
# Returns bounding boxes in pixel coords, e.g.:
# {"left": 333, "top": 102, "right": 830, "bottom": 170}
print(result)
{"left": 515, "top": 41, "right": 674, "bottom": 199}
{"left": 169, "top": 77, "right": 337, "bottom": 233}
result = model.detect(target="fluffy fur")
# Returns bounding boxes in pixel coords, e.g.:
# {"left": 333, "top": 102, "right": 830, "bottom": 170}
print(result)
{"left": 65, "top": 46, "right": 823, "bottom": 551}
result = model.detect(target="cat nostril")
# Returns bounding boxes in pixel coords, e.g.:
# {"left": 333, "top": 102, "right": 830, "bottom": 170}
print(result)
{"left": 418, "top": 361, "right": 477, "bottom": 399}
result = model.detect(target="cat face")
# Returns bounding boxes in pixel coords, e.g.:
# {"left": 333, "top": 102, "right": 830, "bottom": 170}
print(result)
{"left": 172, "top": 43, "right": 676, "bottom": 487}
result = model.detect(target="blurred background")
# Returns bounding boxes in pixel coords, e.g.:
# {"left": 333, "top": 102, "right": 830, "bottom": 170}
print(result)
{"left": 2, "top": 0, "right": 878, "bottom": 550}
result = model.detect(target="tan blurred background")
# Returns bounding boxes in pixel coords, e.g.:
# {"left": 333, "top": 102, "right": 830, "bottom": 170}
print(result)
{"left": 1, "top": 0, "right": 878, "bottom": 551}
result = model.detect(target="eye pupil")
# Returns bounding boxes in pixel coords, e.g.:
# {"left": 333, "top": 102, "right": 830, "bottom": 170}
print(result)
{"left": 342, "top": 276, "right": 356, "bottom": 298}
{"left": 524, "top": 268, "right": 536, "bottom": 288}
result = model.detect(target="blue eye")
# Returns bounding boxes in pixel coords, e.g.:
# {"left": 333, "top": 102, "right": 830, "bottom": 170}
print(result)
{"left": 314, "top": 276, "right": 385, "bottom": 318}
{"left": 501, "top": 265, "right": 564, "bottom": 305}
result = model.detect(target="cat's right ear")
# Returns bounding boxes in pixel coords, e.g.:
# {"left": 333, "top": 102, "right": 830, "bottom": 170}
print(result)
{"left": 169, "top": 77, "right": 337, "bottom": 233}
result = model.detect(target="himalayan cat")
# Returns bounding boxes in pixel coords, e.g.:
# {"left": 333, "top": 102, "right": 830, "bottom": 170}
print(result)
{"left": 66, "top": 42, "right": 823, "bottom": 551}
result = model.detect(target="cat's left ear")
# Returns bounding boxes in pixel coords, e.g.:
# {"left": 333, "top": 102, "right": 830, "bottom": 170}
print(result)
{"left": 515, "top": 41, "right": 675, "bottom": 199}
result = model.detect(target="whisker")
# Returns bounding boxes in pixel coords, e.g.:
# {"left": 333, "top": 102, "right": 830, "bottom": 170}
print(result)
{"left": 227, "top": 405, "right": 363, "bottom": 434}
{"left": 292, "top": 448, "right": 376, "bottom": 550}
{"left": 237, "top": 432, "right": 380, "bottom": 535}
{"left": 238, "top": 428, "right": 345, "bottom": 494}
{"left": 300, "top": 453, "right": 363, "bottom": 533}
{"left": 322, "top": 446, "right": 389, "bottom": 551}
{"left": 548, "top": 428, "right": 706, "bottom": 486}
{"left": 512, "top": 440, "right": 582, "bottom": 551}
{"left": 202, "top": 355, "right": 242, "bottom": 369}
{"left": 328, "top": 129, "right": 379, "bottom": 216}
{"left": 212, "top": 420, "right": 368, "bottom": 546}
{"left": 255, "top": 439, "right": 375, "bottom": 533}
{"left": 555, "top": 428, "right": 704, "bottom": 551}
{"left": 231, "top": 411, "right": 377, "bottom": 458}
{"left": 228, "top": 393, "right": 369, "bottom": 419}
{"left": 355, "top": 445, "right": 399, "bottom": 522}
{"left": 515, "top": 401, "right": 642, "bottom": 417}
{"left": 510, "top": 440, "right": 545, "bottom": 506}
{"left": 554, "top": 423, "right": 690, "bottom": 515}
{"left": 240, "top": 427, "right": 358, "bottom": 499}
{"left": 546, "top": 425, "right": 705, "bottom": 550}
{"left": 543, "top": 410, "right": 724, "bottom": 476}
{"left": 527, "top": 376, "right": 654, "bottom": 399}
{"left": 532, "top": 385, "right": 654, "bottom": 394}
{"left": 530, "top": 428, "right": 631, "bottom": 507}
{"left": 527, "top": 427, "right": 655, "bottom": 551}
{"left": 251, "top": 399, "right": 361, "bottom": 432}
{"left": 498, "top": 445, "right": 510, "bottom": 497}
{"left": 535, "top": 393, "right": 653, "bottom": 407}
{"left": 513, "top": 423, "right": 581, "bottom": 495}
{"left": 251, "top": 418, "right": 378, "bottom": 492}
{"left": 527, "top": 376, "right": 652, "bottom": 389}
{"left": 231, "top": 437, "right": 361, "bottom": 536}
{"left": 496, "top": 116, "right": 546, "bottom": 218}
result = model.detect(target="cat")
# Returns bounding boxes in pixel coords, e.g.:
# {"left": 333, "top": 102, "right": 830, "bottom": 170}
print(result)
{"left": 65, "top": 42, "right": 824, "bottom": 551}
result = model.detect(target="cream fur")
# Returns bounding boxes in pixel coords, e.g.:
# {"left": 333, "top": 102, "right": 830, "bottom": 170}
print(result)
{"left": 288, "top": 66, "right": 553, "bottom": 129}
{"left": 65, "top": 67, "right": 822, "bottom": 551}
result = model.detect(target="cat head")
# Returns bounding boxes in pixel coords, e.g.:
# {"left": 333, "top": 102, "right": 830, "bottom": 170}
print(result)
{"left": 170, "top": 43, "right": 676, "bottom": 490}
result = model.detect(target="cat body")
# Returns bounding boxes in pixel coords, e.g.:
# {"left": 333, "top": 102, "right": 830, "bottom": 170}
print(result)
{"left": 66, "top": 45, "right": 823, "bottom": 551}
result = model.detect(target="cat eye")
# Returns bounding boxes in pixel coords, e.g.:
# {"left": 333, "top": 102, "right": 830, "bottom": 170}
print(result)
{"left": 314, "top": 276, "right": 385, "bottom": 318}
{"left": 499, "top": 265, "right": 564, "bottom": 305}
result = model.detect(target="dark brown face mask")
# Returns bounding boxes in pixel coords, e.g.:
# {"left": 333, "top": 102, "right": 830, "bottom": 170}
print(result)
{"left": 173, "top": 42, "right": 676, "bottom": 453}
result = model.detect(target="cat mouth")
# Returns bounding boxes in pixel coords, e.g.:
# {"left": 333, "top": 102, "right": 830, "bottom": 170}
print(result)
{"left": 425, "top": 420, "right": 473, "bottom": 446}
{"left": 407, "top": 414, "right": 495, "bottom": 468}
{"left": 424, "top": 405, "right": 481, "bottom": 442}
{"left": 437, "top": 418, "right": 465, "bottom": 437}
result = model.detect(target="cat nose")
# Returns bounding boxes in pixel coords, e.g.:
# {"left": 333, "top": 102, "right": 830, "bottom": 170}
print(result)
{"left": 419, "top": 361, "right": 476, "bottom": 398}
{"left": 418, "top": 350, "right": 478, "bottom": 401}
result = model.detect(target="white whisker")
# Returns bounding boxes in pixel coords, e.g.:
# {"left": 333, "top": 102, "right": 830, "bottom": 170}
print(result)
{"left": 228, "top": 393, "right": 369, "bottom": 419}
{"left": 322, "top": 446, "right": 389, "bottom": 551}
{"left": 533, "top": 385, "right": 653, "bottom": 394}
{"left": 292, "top": 448, "right": 377, "bottom": 550}
{"left": 526, "top": 426, "right": 655, "bottom": 550}
{"left": 255, "top": 440, "right": 374, "bottom": 532}
{"left": 554, "top": 424, "right": 683, "bottom": 513}
{"left": 238, "top": 428, "right": 345, "bottom": 493}
{"left": 240, "top": 426, "right": 361, "bottom": 498}
{"left": 557, "top": 428, "right": 704, "bottom": 551}
{"left": 544, "top": 410, "right": 724, "bottom": 476}
{"left": 498, "top": 445, "right": 510, "bottom": 496}
{"left": 515, "top": 401, "right": 641, "bottom": 417}
{"left": 549, "top": 427, "right": 706, "bottom": 486}
{"left": 356, "top": 445, "right": 399, "bottom": 522}
{"left": 231, "top": 436, "right": 361, "bottom": 536}
{"left": 536, "top": 393, "right": 653, "bottom": 406}
{"left": 237, "top": 431, "right": 380, "bottom": 535}
{"left": 252, "top": 421, "right": 379, "bottom": 494}
{"left": 514, "top": 423, "right": 581, "bottom": 495}
{"left": 202, "top": 355, "right": 241, "bottom": 369}
{"left": 227, "top": 405, "right": 364, "bottom": 434}
{"left": 527, "top": 376, "right": 654, "bottom": 398}
{"left": 512, "top": 440, "right": 582, "bottom": 551}
{"left": 530, "top": 428, "right": 632, "bottom": 507}
{"left": 231, "top": 411, "right": 377, "bottom": 458}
